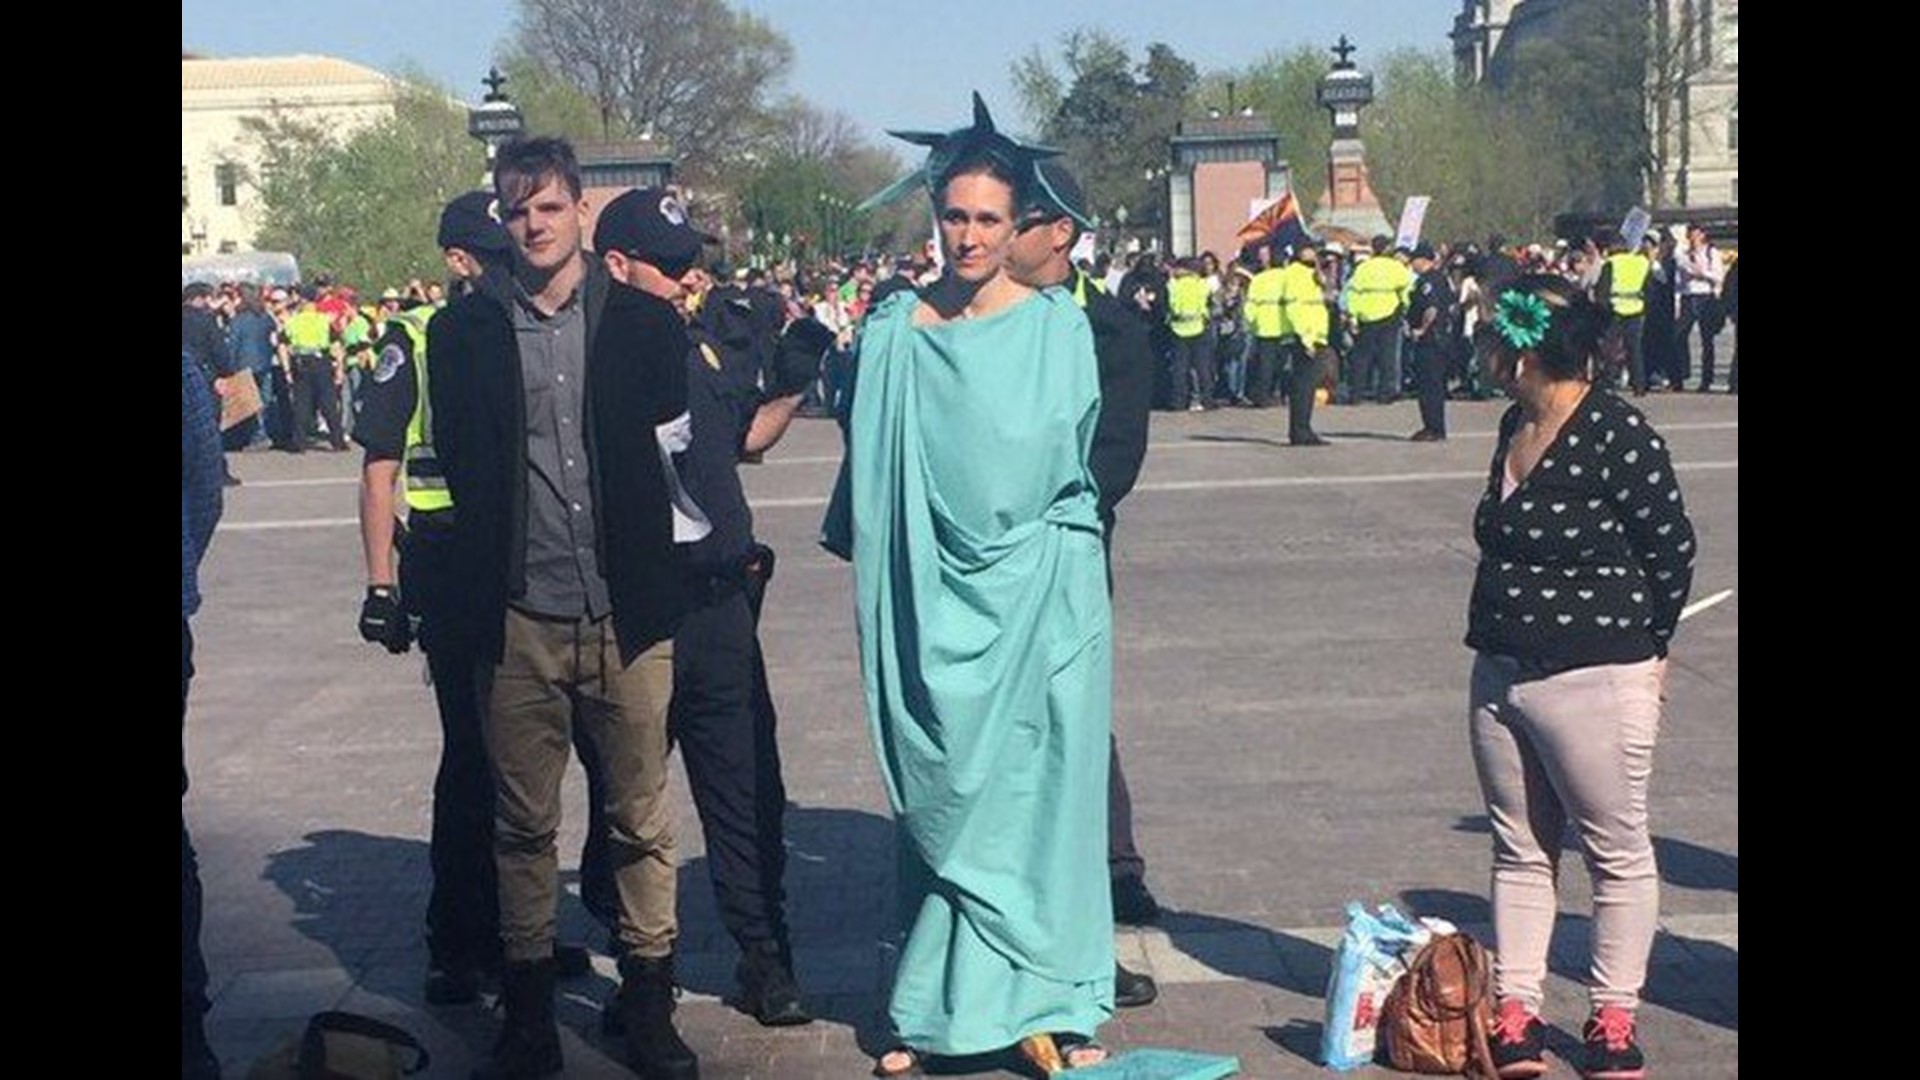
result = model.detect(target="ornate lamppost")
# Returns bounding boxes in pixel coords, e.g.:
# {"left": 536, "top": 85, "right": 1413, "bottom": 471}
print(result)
{"left": 467, "top": 67, "right": 525, "bottom": 187}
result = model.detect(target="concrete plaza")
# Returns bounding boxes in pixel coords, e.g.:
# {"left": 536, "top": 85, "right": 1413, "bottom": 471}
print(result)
{"left": 189, "top": 391, "right": 1737, "bottom": 1078}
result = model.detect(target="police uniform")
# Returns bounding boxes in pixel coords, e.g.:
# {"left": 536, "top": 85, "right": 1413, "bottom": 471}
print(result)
{"left": 578, "top": 186, "right": 815, "bottom": 1028}
{"left": 1277, "top": 253, "right": 1331, "bottom": 445}
{"left": 284, "top": 303, "right": 345, "bottom": 450}
{"left": 1167, "top": 267, "right": 1213, "bottom": 408}
{"left": 1406, "top": 260, "right": 1458, "bottom": 439}
{"left": 350, "top": 305, "right": 500, "bottom": 983}
{"left": 1344, "top": 249, "right": 1413, "bottom": 403}
{"left": 1598, "top": 249, "right": 1652, "bottom": 394}
{"left": 1066, "top": 267, "right": 1156, "bottom": 901}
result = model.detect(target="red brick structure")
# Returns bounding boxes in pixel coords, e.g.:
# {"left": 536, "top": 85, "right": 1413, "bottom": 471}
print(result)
{"left": 1167, "top": 116, "right": 1293, "bottom": 261}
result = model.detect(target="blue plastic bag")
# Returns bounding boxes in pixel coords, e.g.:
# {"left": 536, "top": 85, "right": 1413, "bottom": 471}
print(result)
{"left": 1321, "top": 902, "right": 1430, "bottom": 1070}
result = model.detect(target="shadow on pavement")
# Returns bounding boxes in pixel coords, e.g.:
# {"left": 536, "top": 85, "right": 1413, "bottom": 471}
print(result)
{"left": 1159, "top": 908, "right": 1333, "bottom": 1068}
{"left": 1452, "top": 815, "right": 1738, "bottom": 893}
{"left": 262, "top": 828, "right": 626, "bottom": 1061}
{"left": 671, "top": 804, "right": 899, "bottom": 1054}
{"left": 1397, "top": 887, "right": 1737, "bottom": 1032}
{"left": 1183, "top": 432, "right": 1290, "bottom": 449}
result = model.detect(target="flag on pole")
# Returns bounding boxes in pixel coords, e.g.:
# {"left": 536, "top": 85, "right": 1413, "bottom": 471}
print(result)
{"left": 1236, "top": 191, "right": 1312, "bottom": 257}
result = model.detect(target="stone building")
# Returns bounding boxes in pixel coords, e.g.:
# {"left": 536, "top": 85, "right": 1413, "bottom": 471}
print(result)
{"left": 182, "top": 54, "right": 398, "bottom": 255}
{"left": 1450, "top": 0, "right": 1737, "bottom": 209}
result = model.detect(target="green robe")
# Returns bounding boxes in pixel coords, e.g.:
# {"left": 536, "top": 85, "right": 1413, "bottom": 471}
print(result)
{"left": 824, "top": 287, "right": 1116, "bottom": 1053}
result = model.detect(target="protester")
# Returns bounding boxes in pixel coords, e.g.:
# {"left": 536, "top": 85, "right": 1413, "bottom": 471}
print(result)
{"left": 1465, "top": 273, "right": 1695, "bottom": 1080}
{"left": 824, "top": 94, "right": 1115, "bottom": 1077}
{"left": 429, "top": 136, "right": 701, "bottom": 1080}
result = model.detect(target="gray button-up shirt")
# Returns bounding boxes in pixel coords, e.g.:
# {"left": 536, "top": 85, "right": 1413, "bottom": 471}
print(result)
{"left": 511, "top": 284, "right": 611, "bottom": 619}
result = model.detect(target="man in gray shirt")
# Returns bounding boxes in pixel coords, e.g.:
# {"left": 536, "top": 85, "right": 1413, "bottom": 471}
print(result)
{"left": 430, "top": 136, "right": 702, "bottom": 1080}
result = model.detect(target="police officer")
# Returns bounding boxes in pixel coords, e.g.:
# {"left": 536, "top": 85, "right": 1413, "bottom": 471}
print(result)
{"left": 280, "top": 286, "right": 346, "bottom": 451}
{"left": 1243, "top": 245, "right": 1288, "bottom": 409}
{"left": 1004, "top": 159, "right": 1162, "bottom": 1009}
{"left": 590, "top": 187, "right": 821, "bottom": 1027}
{"left": 1405, "top": 243, "right": 1457, "bottom": 442}
{"left": 1277, "top": 240, "right": 1332, "bottom": 446}
{"left": 1343, "top": 235, "right": 1414, "bottom": 403}
{"left": 1596, "top": 231, "right": 1652, "bottom": 395}
{"left": 353, "top": 191, "right": 591, "bottom": 1006}
{"left": 1167, "top": 258, "right": 1214, "bottom": 410}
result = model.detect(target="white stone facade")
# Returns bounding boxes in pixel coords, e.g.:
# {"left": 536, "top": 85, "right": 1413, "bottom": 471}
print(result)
{"left": 182, "top": 55, "right": 398, "bottom": 255}
{"left": 1451, "top": 0, "right": 1737, "bottom": 210}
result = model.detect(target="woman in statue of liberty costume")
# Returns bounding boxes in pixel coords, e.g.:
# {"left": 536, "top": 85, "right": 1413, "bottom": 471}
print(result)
{"left": 822, "top": 94, "right": 1116, "bottom": 1077}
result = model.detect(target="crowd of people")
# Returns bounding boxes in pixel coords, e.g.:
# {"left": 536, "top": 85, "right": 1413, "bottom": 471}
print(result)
{"left": 1076, "top": 223, "right": 1736, "bottom": 435}
{"left": 183, "top": 107, "right": 1706, "bottom": 1080}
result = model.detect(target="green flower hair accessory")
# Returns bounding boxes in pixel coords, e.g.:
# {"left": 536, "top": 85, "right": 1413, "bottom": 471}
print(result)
{"left": 1493, "top": 291, "right": 1552, "bottom": 351}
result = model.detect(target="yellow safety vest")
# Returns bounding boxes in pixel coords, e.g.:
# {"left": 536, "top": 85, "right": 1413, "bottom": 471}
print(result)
{"left": 283, "top": 308, "right": 333, "bottom": 352}
{"left": 1604, "top": 252, "right": 1650, "bottom": 317}
{"left": 1168, "top": 276, "right": 1209, "bottom": 338}
{"left": 1279, "top": 262, "right": 1329, "bottom": 349}
{"left": 1245, "top": 268, "right": 1288, "bottom": 339}
{"left": 392, "top": 309, "right": 451, "bottom": 513}
{"left": 1348, "top": 256, "right": 1411, "bottom": 324}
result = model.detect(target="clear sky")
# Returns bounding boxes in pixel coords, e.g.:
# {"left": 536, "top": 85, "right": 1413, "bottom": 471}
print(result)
{"left": 182, "top": 0, "right": 1458, "bottom": 141}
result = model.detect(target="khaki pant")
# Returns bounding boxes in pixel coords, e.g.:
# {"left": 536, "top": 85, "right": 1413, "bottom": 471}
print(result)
{"left": 484, "top": 608, "right": 676, "bottom": 963}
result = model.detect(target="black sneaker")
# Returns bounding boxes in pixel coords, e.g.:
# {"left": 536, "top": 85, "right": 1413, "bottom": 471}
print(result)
{"left": 1111, "top": 875, "right": 1162, "bottom": 926}
{"left": 1114, "top": 962, "right": 1157, "bottom": 1008}
{"left": 1489, "top": 999, "right": 1547, "bottom": 1079}
{"left": 1579, "top": 1005, "right": 1646, "bottom": 1080}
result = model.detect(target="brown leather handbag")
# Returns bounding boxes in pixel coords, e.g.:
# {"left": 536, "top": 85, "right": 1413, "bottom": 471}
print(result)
{"left": 1377, "top": 932, "right": 1498, "bottom": 1079}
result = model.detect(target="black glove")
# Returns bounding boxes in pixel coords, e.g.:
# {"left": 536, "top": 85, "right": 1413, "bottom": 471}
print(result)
{"left": 359, "top": 585, "right": 412, "bottom": 654}
{"left": 768, "top": 318, "right": 834, "bottom": 398}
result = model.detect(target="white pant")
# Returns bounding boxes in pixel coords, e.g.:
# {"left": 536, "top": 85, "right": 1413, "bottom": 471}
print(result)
{"left": 1469, "top": 653, "right": 1662, "bottom": 1011}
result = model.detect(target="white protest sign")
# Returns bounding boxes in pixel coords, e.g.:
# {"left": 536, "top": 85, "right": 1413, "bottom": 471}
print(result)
{"left": 1395, "top": 196, "right": 1432, "bottom": 250}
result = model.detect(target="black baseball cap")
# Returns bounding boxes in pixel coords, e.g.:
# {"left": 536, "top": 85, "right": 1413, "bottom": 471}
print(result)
{"left": 437, "top": 191, "right": 513, "bottom": 255}
{"left": 593, "top": 188, "right": 717, "bottom": 277}
{"left": 1026, "top": 160, "right": 1092, "bottom": 228}
{"left": 1409, "top": 242, "right": 1437, "bottom": 261}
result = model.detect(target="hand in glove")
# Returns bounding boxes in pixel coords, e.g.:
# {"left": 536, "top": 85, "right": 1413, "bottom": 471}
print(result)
{"left": 359, "top": 585, "right": 412, "bottom": 654}
{"left": 769, "top": 317, "right": 835, "bottom": 398}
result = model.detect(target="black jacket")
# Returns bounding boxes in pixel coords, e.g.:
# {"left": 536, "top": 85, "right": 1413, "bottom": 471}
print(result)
{"left": 1077, "top": 271, "right": 1153, "bottom": 528}
{"left": 428, "top": 260, "right": 693, "bottom": 664}
{"left": 182, "top": 305, "right": 235, "bottom": 383}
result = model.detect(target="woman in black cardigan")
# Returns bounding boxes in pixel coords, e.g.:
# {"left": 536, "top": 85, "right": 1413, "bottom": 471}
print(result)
{"left": 1465, "top": 274, "right": 1695, "bottom": 1080}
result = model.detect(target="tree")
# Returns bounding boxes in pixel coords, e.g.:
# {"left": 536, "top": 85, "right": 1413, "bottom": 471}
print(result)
{"left": 1012, "top": 30, "right": 1198, "bottom": 231}
{"left": 496, "top": 53, "right": 633, "bottom": 144}
{"left": 244, "top": 80, "right": 483, "bottom": 290}
{"left": 1191, "top": 46, "right": 1330, "bottom": 209}
{"left": 1493, "top": 0, "right": 1648, "bottom": 216}
{"left": 1645, "top": 0, "right": 1737, "bottom": 207}
{"left": 511, "top": 0, "right": 793, "bottom": 184}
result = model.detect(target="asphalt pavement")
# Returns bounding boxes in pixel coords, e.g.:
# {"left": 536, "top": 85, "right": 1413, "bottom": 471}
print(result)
{"left": 189, "top": 389, "right": 1738, "bottom": 1078}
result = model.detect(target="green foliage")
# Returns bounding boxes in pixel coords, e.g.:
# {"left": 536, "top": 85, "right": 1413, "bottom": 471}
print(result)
{"left": 512, "top": 0, "right": 794, "bottom": 186}
{"left": 1011, "top": 29, "right": 1198, "bottom": 230}
{"left": 1493, "top": 0, "right": 1647, "bottom": 216}
{"left": 1192, "top": 46, "right": 1328, "bottom": 209}
{"left": 244, "top": 81, "right": 483, "bottom": 291}
{"left": 495, "top": 52, "right": 631, "bottom": 143}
